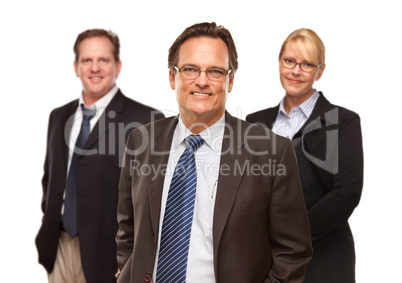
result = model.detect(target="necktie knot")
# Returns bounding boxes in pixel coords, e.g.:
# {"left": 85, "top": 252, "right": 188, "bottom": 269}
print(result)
{"left": 80, "top": 104, "right": 96, "bottom": 121}
{"left": 185, "top": 134, "right": 205, "bottom": 152}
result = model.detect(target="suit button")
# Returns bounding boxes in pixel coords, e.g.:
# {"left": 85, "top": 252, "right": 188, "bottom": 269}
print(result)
{"left": 57, "top": 193, "right": 63, "bottom": 200}
{"left": 53, "top": 223, "right": 60, "bottom": 229}
{"left": 152, "top": 236, "right": 156, "bottom": 244}
{"left": 144, "top": 274, "right": 151, "bottom": 281}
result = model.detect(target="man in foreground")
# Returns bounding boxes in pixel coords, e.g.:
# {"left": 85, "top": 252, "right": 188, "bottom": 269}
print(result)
{"left": 116, "top": 22, "right": 312, "bottom": 282}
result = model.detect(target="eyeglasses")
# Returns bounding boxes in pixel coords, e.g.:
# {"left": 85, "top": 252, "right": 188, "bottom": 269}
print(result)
{"left": 280, "top": 57, "right": 322, "bottom": 73}
{"left": 174, "top": 65, "right": 232, "bottom": 82}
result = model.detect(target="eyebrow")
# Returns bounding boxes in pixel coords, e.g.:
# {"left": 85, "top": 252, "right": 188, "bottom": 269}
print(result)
{"left": 80, "top": 56, "right": 111, "bottom": 60}
{"left": 283, "top": 56, "right": 313, "bottom": 63}
{"left": 180, "top": 63, "right": 227, "bottom": 70}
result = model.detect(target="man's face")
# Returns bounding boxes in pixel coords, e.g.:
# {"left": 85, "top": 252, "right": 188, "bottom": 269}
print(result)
{"left": 74, "top": 36, "right": 121, "bottom": 105}
{"left": 169, "top": 36, "right": 234, "bottom": 128}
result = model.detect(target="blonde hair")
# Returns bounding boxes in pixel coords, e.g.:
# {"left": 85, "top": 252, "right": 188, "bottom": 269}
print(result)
{"left": 279, "top": 28, "right": 325, "bottom": 66}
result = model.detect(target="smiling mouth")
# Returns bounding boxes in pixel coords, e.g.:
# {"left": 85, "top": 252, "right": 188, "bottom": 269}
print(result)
{"left": 192, "top": 92, "right": 211, "bottom": 97}
{"left": 90, "top": 77, "right": 102, "bottom": 81}
{"left": 288, "top": 78, "right": 302, "bottom": 84}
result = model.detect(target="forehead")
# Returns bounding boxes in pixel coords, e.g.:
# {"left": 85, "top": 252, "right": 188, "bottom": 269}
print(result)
{"left": 178, "top": 37, "right": 229, "bottom": 68}
{"left": 283, "top": 41, "right": 317, "bottom": 63}
{"left": 78, "top": 36, "right": 114, "bottom": 58}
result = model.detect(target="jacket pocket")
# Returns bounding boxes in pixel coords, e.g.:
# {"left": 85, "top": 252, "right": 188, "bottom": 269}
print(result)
{"left": 240, "top": 193, "right": 271, "bottom": 214}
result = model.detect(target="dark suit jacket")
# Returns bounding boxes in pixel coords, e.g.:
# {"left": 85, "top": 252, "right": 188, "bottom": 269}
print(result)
{"left": 116, "top": 111, "right": 313, "bottom": 283}
{"left": 246, "top": 92, "right": 363, "bottom": 283}
{"left": 35, "top": 89, "right": 164, "bottom": 283}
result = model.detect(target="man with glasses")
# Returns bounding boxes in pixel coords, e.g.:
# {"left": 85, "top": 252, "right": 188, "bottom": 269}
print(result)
{"left": 116, "top": 22, "right": 312, "bottom": 282}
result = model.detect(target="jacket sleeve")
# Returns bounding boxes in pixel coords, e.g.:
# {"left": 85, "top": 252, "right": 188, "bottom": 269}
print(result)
{"left": 266, "top": 140, "right": 313, "bottom": 282}
{"left": 308, "top": 110, "right": 364, "bottom": 240}
{"left": 40, "top": 110, "right": 55, "bottom": 215}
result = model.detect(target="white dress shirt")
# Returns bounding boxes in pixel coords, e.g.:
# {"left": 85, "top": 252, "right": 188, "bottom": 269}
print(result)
{"left": 152, "top": 114, "right": 225, "bottom": 283}
{"left": 272, "top": 90, "right": 319, "bottom": 139}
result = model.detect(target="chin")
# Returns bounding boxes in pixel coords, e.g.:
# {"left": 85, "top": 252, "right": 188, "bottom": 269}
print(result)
{"left": 186, "top": 103, "right": 209, "bottom": 113}
{"left": 284, "top": 86, "right": 305, "bottom": 96}
{"left": 286, "top": 92, "right": 302, "bottom": 97}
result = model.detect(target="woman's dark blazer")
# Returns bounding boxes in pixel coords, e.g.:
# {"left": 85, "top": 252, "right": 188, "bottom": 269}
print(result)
{"left": 246, "top": 92, "right": 363, "bottom": 283}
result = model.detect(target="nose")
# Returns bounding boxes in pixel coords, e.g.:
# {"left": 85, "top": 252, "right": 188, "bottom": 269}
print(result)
{"left": 90, "top": 62, "right": 100, "bottom": 72}
{"left": 195, "top": 70, "right": 209, "bottom": 87}
{"left": 292, "top": 64, "right": 302, "bottom": 75}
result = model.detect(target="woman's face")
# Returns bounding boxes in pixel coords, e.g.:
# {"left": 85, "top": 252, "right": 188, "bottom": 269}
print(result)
{"left": 279, "top": 42, "right": 325, "bottom": 103}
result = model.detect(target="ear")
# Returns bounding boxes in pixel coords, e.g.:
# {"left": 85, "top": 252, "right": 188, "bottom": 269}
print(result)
{"left": 228, "top": 75, "right": 234, "bottom": 93}
{"left": 115, "top": 60, "right": 122, "bottom": 78}
{"left": 74, "top": 61, "right": 80, "bottom": 78}
{"left": 169, "top": 70, "right": 176, "bottom": 90}
{"left": 316, "top": 64, "right": 326, "bottom": 81}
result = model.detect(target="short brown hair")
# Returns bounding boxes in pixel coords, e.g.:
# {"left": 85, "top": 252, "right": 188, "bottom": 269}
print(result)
{"left": 279, "top": 28, "right": 325, "bottom": 66}
{"left": 73, "top": 29, "right": 120, "bottom": 62}
{"left": 168, "top": 22, "right": 238, "bottom": 77}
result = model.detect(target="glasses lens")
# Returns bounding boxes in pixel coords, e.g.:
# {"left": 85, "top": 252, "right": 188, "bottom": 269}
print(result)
{"left": 282, "top": 58, "right": 295, "bottom": 68}
{"left": 281, "top": 58, "right": 317, "bottom": 73}
{"left": 206, "top": 69, "right": 227, "bottom": 81}
{"left": 180, "top": 67, "right": 199, "bottom": 79}
{"left": 300, "top": 62, "right": 315, "bottom": 72}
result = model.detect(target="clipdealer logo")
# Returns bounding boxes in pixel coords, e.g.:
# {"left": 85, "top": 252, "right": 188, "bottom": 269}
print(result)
{"left": 301, "top": 108, "right": 339, "bottom": 174}
{"left": 130, "top": 158, "right": 286, "bottom": 180}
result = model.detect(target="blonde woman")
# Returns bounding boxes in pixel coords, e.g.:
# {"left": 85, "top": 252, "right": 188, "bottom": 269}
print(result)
{"left": 247, "top": 29, "right": 363, "bottom": 282}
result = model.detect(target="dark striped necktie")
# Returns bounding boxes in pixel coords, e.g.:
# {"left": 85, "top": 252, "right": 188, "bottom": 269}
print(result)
{"left": 156, "top": 134, "right": 205, "bottom": 282}
{"left": 63, "top": 104, "right": 96, "bottom": 238}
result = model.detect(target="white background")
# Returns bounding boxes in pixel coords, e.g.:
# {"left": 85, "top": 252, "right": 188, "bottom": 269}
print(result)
{"left": 0, "top": 0, "right": 400, "bottom": 282}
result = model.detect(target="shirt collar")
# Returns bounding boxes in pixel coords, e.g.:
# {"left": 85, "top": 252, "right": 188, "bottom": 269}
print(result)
{"left": 78, "top": 85, "right": 119, "bottom": 114}
{"left": 299, "top": 90, "right": 319, "bottom": 118}
{"left": 278, "top": 89, "right": 319, "bottom": 118}
{"left": 173, "top": 114, "right": 226, "bottom": 154}
{"left": 278, "top": 98, "right": 288, "bottom": 116}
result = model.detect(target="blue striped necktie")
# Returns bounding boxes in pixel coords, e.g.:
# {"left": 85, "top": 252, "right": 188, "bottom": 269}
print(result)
{"left": 63, "top": 104, "right": 96, "bottom": 238}
{"left": 156, "top": 134, "right": 205, "bottom": 283}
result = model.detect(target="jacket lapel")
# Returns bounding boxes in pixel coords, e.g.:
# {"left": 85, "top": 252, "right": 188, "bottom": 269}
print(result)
{"left": 213, "top": 112, "right": 249, "bottom": 256}
{"left": 62, "top": 100, "right": 80, "bottom": 169}
{"left": 85, "top": 90, "right": 125, "bottom": 150}
{"left": 148, "top": 116, "right": 179, "bottom": 236}
{"left": 293, "top": 92, "right": 332, "bottom": 139}
{"left": 264, "top": 105, "right": 280, "bottom": 130}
